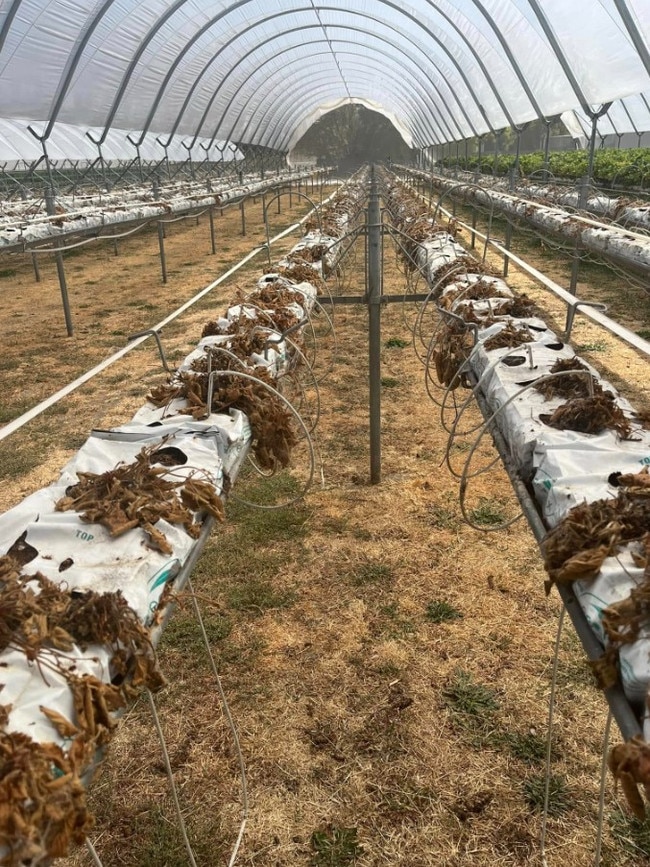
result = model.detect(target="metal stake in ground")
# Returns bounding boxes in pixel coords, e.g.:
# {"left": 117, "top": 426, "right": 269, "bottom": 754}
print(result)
{"left": 368, "top": 166, "right": 382, "bottom": 484}
{"left": 45, "top": 188, "right": 73, "bottom": 336}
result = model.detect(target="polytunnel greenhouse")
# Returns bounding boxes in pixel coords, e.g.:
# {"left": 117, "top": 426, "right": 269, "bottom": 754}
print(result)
{"left": 2, "top": 1, "right": 650, "bottom": 865}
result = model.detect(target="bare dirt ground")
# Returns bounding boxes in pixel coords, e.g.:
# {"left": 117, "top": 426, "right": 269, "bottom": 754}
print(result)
{"left": 2, "top": 180, "right": 650, "bottom": 866}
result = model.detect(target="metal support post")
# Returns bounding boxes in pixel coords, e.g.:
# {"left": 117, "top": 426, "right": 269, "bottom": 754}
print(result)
{"left": 503, "top": 167, "right": 516, "bottom": 278}
{"left": 368, "top": 166, "right": 382, "bottom": 485}
{"left": 31, "top": 252, "right": 41, "bottom": 283}
{"left": 543, "top": 120, "right": 552, "bottom": 179}
{"left": 564, "top": 243, "right": 582, "bottom": 336}
{"left": 240, "top": 198, "right": 246, "bottom": 236}
{"left": 277, "top": 187, "right": 282, "bottom": 214}
{"left": 209, "top": 207, "right": 216, "bottom": 255}
{"left": 157, "top": 221, "right": 168, "bottom": 283}
{"left": 45, "top": 188, "right": 73, "bottom": 336}
{"left": 289, "top": 179, "right": 293, "bottom": 208}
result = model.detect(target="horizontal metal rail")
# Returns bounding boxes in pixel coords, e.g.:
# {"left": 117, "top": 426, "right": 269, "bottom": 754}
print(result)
{"left": 412, "top": 187, "right": 650, "bottom": 359}
{"left": 0, "top": 176, "right": 316, "bottom": 255}
{"left": 0, "top": 186, "right": 344, "bottom": 443}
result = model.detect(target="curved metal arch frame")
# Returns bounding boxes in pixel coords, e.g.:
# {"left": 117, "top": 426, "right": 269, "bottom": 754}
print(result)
{"left": 524, "top": 0, "right": 596, "bottom": 115}
{"left": 197, "top": 0, "right": 514, "bottom": 132}
{"left": 0, "top": 0, "right": 23, "bottom": 54}
{"left": 227, "top": 35, "right": 467, "bottom": 147}
{"left": 176, "top": 14, "right": 489, "bottom": 150}
{"left": 175, "top": 13, "right": 480, "bottom": 150}
{"left": 256, "top": 60, "right": 443, "bottom": 151}
{"left": 422, "top": 0, "right": 545, "bottom": 123}
{"left": 235, "top": 55, "right": 442, "bottom": 152}
{"left": 613, "top": 0, "right": 650, "bottom": 79}
{"left": 269, "top": 53, "right": 445, "bottom": 145}
{"left": 4, "top": 0, "right": 640, "bottom": 145}
{"left": 233, "top": 70, "right": 436, "bottom": 150}
{"left": 234, "top": 70, "right": 432, "bottom": 154}
{"left": 24, "top": 0, "right": 512, "bottom": 143}
{"left": 130, "top": 0, "right": 520, "bottom": 146}
{"left": 192, "top": 29, "right": 442, "bottom": 150}
{"left": 334, "top": 51, "right": 459, "bottom": 142}
{"left": 204, "top": 38, "right": 454, "bottom": 150}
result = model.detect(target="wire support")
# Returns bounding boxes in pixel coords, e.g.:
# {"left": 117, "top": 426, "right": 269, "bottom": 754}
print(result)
{"left": 205, "top": 369, "right": 316, "bottom": 511}
{"left": 594, "top": 711, "right": 613, "bottom": 867}
{"left": 540, "top": 604, "right": 566, "bottom": 867}
{"left": 189, "top": 579, "right": 248, "bottom": 867}
{"left": 146, "top": 689, "right": 199, "bottom": 867}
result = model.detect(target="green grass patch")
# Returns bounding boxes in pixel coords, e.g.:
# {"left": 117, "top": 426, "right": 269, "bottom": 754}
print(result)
{"left": 443, "top": 669, "right": 500, "bottom": 719}
{"left": 227, "top": 576, "right": 297, "bottom": 614}
{"left": 0, "top": 440, "right": 44, "bottom": 478}
{"left": 500, "top": 730, "right": 548, "bottom": 765}
{"left": 427, "top": 504, "right": 460, "bottom": 529}
{"left": 378, "top": 602, "right": 416, "bottom": 639}
{"left": 636, "top": 328, "right": 650, "bottom": 341}
{"left": 162, "top": 611, "right": 232, "bottom": 654}
{"left": 311, "top": 826, "right": 363, "bottom": 866}
{"left": 0, "top": 268, "right": 17, "bottom": 279}
{"left": 0, "top": 400, "right": 33, "bottom": 424}
{"left": 350, "top": 561, "right": 394, "bottom": 586}
{"left": 381, "top": 376, "right": 399, "bottom": 388}
{"left": 385, "top": 336, "right": 408, "bottom": 348}
{"left": 575, "top": 341, "right": 608, "bottom": 352}
{"left": 609, "top": 809, "right": 650, "bottom": 858}
{"left": 0, "top": 357, "right": 22, "bottom": 372}
{"left": 125, "top": 300, "right": 159, "bottom": 312}
{"left": 228, "top": 470, "right": 304, "bottom": 512}
{"left": 121, "top": 804, "right": 229, "bottom": 866}
{"left": 61, "top": 432, "right": 88, "bottom": 451}
{"left": 425, "top": 600, "right": 462, "bottom": 623}
{"left": 523, "top": 773, "right": 571, "bottom": 815}
{"left": 468, "top": 498, "right": 506, "bottom": 527}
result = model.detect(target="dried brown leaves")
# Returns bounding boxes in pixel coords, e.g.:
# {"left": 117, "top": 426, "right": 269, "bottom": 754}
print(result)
{"left": 55, "top": 445, "right": 223, "bottom": 552}
{"left": 483, "top": 322, "right": 534, "bottom": 351}
{"left": 542, "top": 469, "right": 650, "bottom": 591}
{"left": 149, "top": 371, "right": 296, "bottom": 470}
{"left": 541, "top": 393, "right": 633, "bottom": 439}
{"left": 534, "top": 358, "right": 600, "bottom": 401}
{"left": 609, "top": 735, "right": 650, "bottom": 819}
{"left": 0, "top": 731, "right": 92, "bottom": 866}
{"left": 277, "top": 263, "right": 324, "bottom": 292}
{"left": 440, "top": 278, "right": 510, "bottom": 311}
{"left": 0, "top": 556, "right": 168, "bottom": 864}
{"left": 433, "top": 321, "right": 475, "bottom": 389}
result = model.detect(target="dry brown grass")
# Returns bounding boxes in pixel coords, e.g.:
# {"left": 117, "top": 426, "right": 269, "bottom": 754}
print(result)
{"left": 2, "top": 185, "right": 649, "bottom": 867}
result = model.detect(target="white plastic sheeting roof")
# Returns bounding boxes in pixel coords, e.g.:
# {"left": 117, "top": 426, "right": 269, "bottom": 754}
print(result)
{"left": 0, "top": 118, "right": 242, "bottom": 169}
{"left": 563, "top": 91, "right": 650, "bottom": 143}
{"left": 0, "top": 0, "right": 650, "bottom": 155}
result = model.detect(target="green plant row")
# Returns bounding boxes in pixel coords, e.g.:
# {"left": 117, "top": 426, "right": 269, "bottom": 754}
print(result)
{"left": 437, "top": 147, "right": 650, "bottom": 188}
